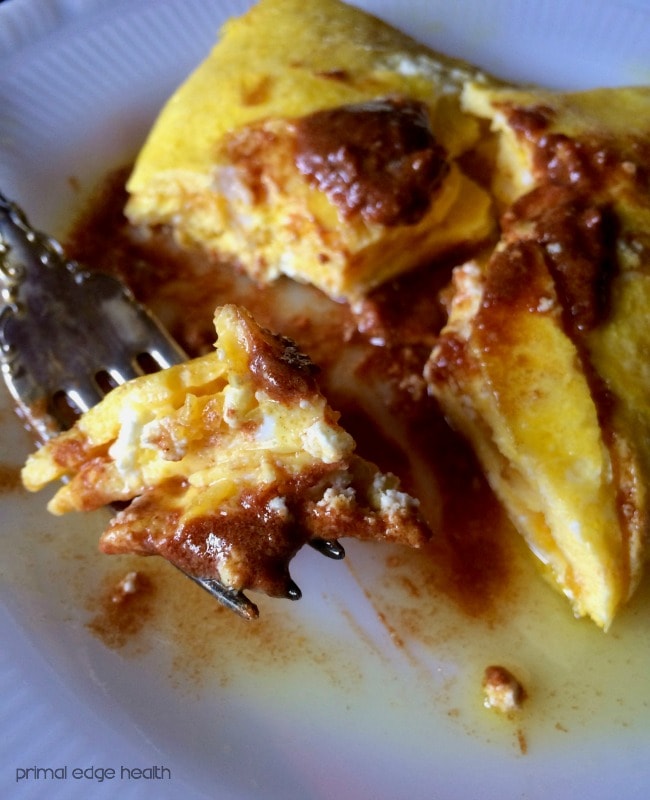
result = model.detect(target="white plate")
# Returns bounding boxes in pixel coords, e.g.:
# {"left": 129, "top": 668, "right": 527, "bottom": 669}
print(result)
{"left": 2, "top": 1, "right": 650, "bottom": 799}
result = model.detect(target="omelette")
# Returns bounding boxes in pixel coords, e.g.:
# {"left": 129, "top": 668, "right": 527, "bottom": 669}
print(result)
{"left": 125, "top": 0, "right": 496, "bottom": 302}
{"left": 427, "top": 83, "right": 650, "bottom": 628}
{"left": 22, "top": 305, "right": 428, "bottom": 599}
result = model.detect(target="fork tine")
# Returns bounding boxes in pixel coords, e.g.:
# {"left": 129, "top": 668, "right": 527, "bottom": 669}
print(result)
{"left": 102, "top": 362, "right": 143, "bottom": 385}
{"left": 284, "top": 579, "right": 302, "bottom": 601}
{"left": 309, "top": 538, "right": 345, "bottom": 559}
{"left": 63, "top": 379, "right": 106, "bottom": 415}
{"left": 185, "top": 572, "right": 259, "bottom": 620}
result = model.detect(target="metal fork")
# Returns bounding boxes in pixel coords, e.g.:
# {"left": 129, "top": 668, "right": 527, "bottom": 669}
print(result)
{"left": 0, "top": 191, "right": 344, "bottom": 620}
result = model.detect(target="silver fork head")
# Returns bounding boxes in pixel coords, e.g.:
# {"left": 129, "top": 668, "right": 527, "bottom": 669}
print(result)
{"left": 0, "top": 192, "right": 344, "bottom": 620}
{"left": 0, "top": 191, "right": 187, "bottom": 440}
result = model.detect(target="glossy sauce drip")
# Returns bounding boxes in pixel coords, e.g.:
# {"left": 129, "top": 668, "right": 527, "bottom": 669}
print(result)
{"left": 503, "top": 185, "right": 617, "bottom": 336}
{"left": 294, "top": 98, "right": 449, "bottom": 225}
{"left": 243, "top": 317, "right": 321, "bottom": 403}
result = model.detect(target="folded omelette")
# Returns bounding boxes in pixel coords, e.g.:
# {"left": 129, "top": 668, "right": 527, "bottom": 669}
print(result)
{"left": 125, "top": 0, "right": 495, "bottom": 303}
{"left": 427, "top": 83, "right": 650, "bottom": 629}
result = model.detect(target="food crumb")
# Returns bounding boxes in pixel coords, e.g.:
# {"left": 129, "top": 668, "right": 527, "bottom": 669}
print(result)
{"left": 87, "top": 569, "right": 156, "bottom": 650}
{"left": 482, "top": 664, "right": 526, "bottom": 714}
{"left": 111, "top": 570, "right": 141, "bottom": 603}
{"left": 516, "top": 727, "right": 528, "bottom": 755}
{"left": 0, "top": 463, "right": 23, "bottom": 493}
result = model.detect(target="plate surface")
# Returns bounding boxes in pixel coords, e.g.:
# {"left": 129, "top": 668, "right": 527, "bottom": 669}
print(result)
{"left": 2, "top": 1, "right": 650, "bottom": 799}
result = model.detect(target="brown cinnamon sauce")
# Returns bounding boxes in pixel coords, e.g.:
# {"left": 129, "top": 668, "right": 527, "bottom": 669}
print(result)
{"left": 295, "top": 98, "right": 449, "bottom": 225}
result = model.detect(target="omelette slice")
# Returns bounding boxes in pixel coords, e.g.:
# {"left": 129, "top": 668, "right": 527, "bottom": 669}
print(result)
{"left": 125, "top": 0, "right": 495, "bottom": 302}
{"left": 426, "top": 84, "right": 650, "bottom": 629}
{"left": 22, "top": 305, "right": 428, "bottom": 599}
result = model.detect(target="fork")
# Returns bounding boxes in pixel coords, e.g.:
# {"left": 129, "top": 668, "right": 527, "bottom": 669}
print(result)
{"left": 0, "top": 191, "right": 344, "bottom": 619}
